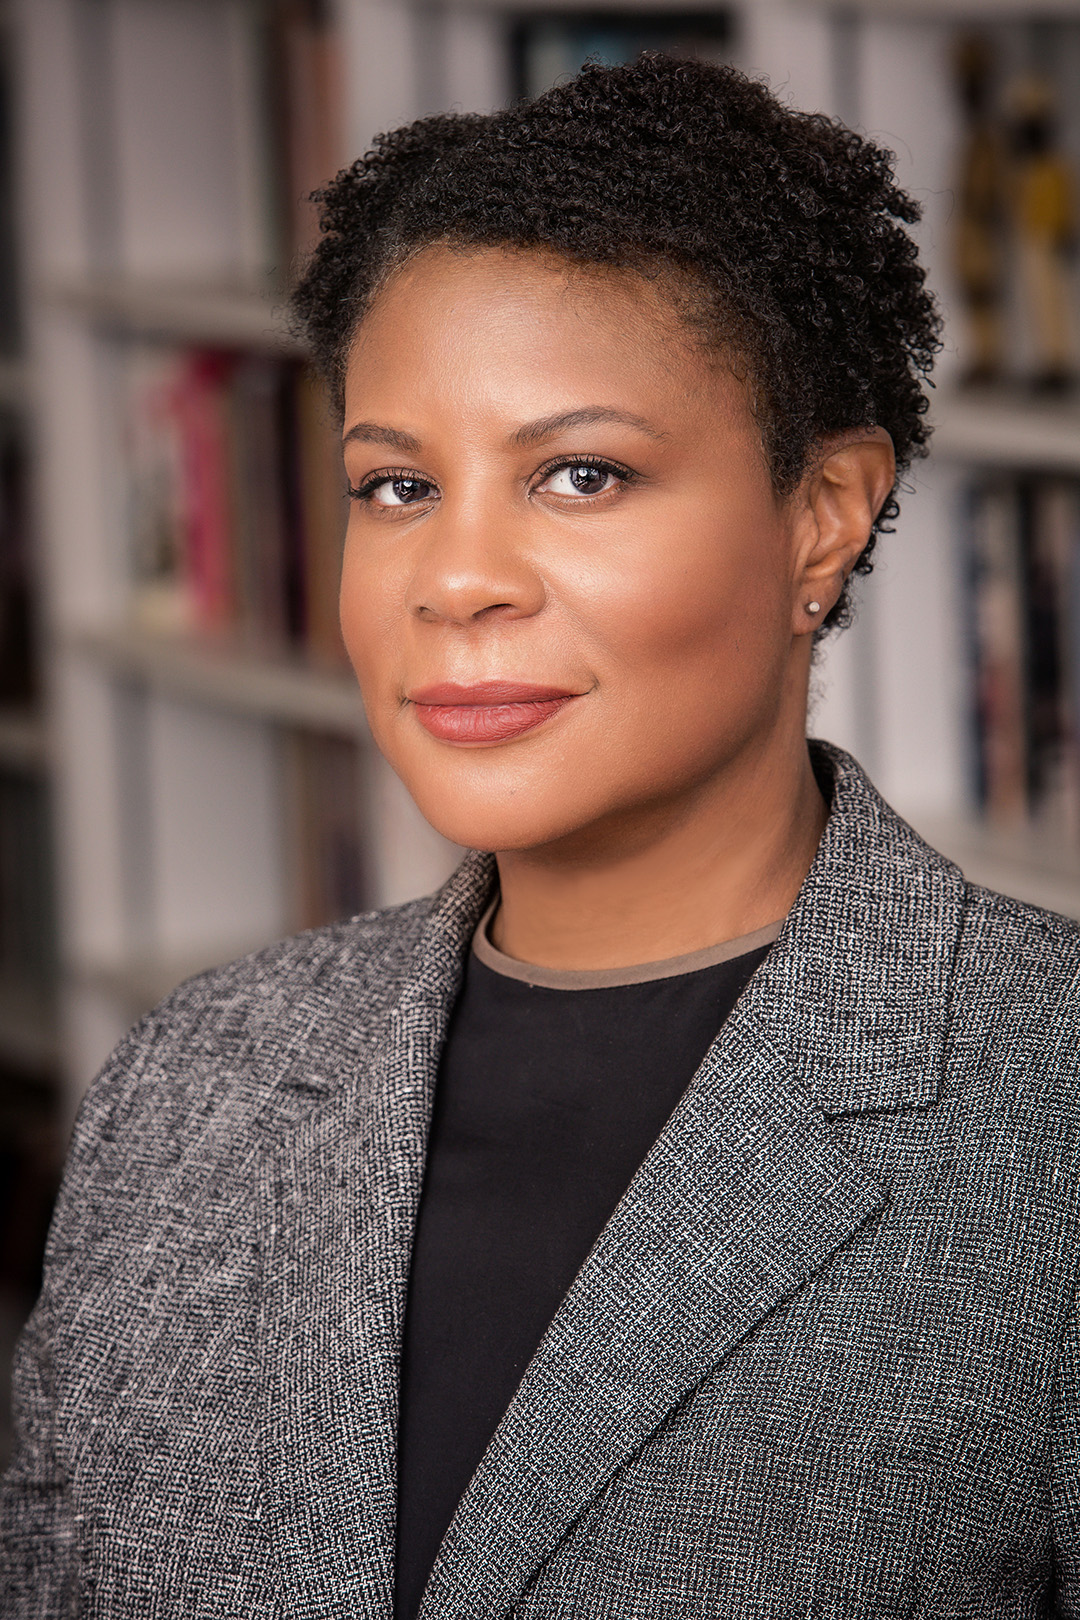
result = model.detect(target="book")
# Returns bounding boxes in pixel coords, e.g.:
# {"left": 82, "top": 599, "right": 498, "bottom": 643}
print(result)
{"left": 120, "top": 342, "right": 347, "bottom": 664}
{"left": 285, "top": 728, "right": 366, "bottom": 929}
{"left": 965, "top": 470, "right": 1080, "bottom": 836}
{"left": 293, "top": 365, "right": 347, "bottom": 668}
{"left": 1027, "top": 477, "right": 1080, "bottom": 838}
{"left": 967, "top": 476, "right": 1028, "bottom": 823}
{"left": 267, "top": 0, "right": 344, "bottom": 273}
{"left": 122, "top": 346, "right": 195, "bottom": 635}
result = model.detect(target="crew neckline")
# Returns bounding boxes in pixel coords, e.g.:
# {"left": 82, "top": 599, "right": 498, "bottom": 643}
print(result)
{"left": 471, "top": 897, "right": 785, "bottom": 990}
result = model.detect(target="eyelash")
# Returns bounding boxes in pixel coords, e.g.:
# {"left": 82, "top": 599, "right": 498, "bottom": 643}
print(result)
{"left": 534, "top": 453, "right": 637, "bottom": 493}
{"left": 346, "top": 454, "right": 638, "bottom": 504}
{"left": 347, "top": 467, "right": 429, "bottom": 502}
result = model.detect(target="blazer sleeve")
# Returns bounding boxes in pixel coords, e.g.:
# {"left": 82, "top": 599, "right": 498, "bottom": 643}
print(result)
{"left": 0, "top": 1293, "right": 78, "bottom": 1616}
{"left": 0, "top": 1010, "right": 161, "bottom": 1617}
{"left": 1053, "top": 1285, "right": 1080, "bottom": 1615}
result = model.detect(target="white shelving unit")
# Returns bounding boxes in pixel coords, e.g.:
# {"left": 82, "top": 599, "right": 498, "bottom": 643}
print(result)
{"left": 14, "top": 0, "right": 463, "bottom": 1102}
{"left": 12, "top": 0, "right": 1080, "bottom": 1103}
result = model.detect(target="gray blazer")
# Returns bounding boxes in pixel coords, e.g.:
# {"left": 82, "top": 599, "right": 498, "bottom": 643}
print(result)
{"left": 3, "top": 742, "right": 1080, "bottom": 1618}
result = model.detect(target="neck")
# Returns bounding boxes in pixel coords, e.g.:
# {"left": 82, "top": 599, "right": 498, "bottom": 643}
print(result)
{"left": 490, "top": 736, "right": 826, "bottom": 971}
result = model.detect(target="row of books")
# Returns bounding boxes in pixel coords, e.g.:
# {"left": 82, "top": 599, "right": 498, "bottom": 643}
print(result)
{"left": 966, "top": 472, "right": 1080, "bottom": 835}
{"left": 121, "top": 343, "right": 347, "bottom": 666}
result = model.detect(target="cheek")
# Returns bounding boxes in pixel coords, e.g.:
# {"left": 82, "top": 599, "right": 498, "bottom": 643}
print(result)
{"left": 584, "top": 502, "right": 787, "bottom": 684}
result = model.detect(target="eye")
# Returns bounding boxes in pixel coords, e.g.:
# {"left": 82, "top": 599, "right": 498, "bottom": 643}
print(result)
{"left": 536, "top": 459, "right": 629, "bottom": 499}
{"left": 349, "top": 471, "right": 438, "bottom": 507}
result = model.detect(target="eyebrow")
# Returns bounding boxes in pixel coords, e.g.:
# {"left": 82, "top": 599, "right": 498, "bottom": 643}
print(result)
{"left": 509, "top": 407, "right": 668, "bottom": 448}
{"left": 341, "top": 406, "right": 667, "bottom": 455}
{"left": 341, "top": 421, "right": 423, "bottom": 453}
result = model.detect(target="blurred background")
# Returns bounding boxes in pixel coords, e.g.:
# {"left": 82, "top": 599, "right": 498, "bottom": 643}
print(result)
{"left": 2, "top": 0, "right": 1080, "bottom": 1461}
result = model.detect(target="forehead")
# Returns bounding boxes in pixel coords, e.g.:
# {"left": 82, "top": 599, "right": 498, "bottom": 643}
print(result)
{"left": 360, "top": 243, "right": 696, "bottom": 334}
{"left": 344, "top": 243, "right": 745, "bottom": 428}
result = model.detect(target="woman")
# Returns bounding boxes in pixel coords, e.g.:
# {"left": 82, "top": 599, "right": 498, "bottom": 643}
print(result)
{"left": 4, "top": 54, "right": 1079, "bottom": 1619}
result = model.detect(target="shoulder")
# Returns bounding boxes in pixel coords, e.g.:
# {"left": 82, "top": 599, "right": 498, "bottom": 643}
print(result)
{"left": 954, "top": 878, "right": 1080, "bottom": 1023}
{"left": 57, "top": 892, "right": 443, "bottom": 1206}
{"left": 944, "top": 878, "right": 1080, "bottom": 1129}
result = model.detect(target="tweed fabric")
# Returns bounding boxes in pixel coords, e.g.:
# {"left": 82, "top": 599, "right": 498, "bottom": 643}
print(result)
{"left": 2, "top": 741, "right": 1079, "bottom": 1618}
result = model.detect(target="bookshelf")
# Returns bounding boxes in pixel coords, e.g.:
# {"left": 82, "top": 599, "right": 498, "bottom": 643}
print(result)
{"left": 13, "top": 0, "right": 463, "bottom": 1102}
{"left": 11, "top": 0, "right": 1080, "bottom": 1109}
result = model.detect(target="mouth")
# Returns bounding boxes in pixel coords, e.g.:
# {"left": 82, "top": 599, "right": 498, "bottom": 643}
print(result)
{"left": 406, "top": 681, "right": 583, "bottom": 745}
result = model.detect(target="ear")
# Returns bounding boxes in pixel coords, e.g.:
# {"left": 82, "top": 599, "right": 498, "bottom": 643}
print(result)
{"left": 789, "top": 427, "right": 896, "bottom": 636}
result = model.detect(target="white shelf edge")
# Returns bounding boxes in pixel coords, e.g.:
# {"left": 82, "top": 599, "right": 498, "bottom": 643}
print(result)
{"left": 0, "top": 710, "right": 50, "bottom": 772}
{"left": 69, "top": 625, "right": 368, "bottom": 735}
{"left": 913, "top": 813, "right": 1080, "bottom": 921}
{"left": 43, "top": 278, "right": 305, "bottom": 355}
{"left": 931, "top": 392, "right": 1080, "bottom": 474}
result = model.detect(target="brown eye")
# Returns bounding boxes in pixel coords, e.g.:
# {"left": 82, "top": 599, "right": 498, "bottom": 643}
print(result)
{"left": 369, "top": 476, "right": 436, "bottom": 507}
{"left": 539, "top": 462, "right": 623, "bottom": 497}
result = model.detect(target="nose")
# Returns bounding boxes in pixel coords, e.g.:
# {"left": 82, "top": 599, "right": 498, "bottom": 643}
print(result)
{"left": 405, "top": 496, "right": 546, "bottom": 627}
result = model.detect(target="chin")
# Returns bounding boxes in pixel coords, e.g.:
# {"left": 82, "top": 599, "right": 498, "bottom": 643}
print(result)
{"left": 399, "top": 771, "right": 592, "bottom": 861}
{"left": 406, "top": 784, "right": 575, "bottom": 855}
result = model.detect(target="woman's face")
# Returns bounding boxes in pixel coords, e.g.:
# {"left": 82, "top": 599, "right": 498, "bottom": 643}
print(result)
{"left": 340, "top": 245, "right": 813, "bottom": 854}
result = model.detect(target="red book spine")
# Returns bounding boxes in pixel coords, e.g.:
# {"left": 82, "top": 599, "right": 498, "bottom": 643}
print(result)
{"left": 172, "top": 349, "right": 237, "bottom": 633}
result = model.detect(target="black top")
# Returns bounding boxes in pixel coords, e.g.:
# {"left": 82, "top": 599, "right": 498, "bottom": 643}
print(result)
{"left": 393, "top": 922, "right": 774, "bottom": 1620}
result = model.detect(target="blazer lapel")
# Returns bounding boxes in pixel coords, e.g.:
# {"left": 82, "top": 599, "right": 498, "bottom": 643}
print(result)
{"left": 418, "top": 1007, "right": 888, "bottom": 1620}
{"left": 257, "top": 853, "right": 496, "bottom": 1620}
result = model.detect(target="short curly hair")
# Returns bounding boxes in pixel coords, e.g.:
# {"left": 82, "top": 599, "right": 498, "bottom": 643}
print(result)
{"left": 291, "top": 53, "right": 940, "bottom": 632}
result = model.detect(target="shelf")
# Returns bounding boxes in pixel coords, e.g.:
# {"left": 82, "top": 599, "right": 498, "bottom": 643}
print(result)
{"left": 45, "top": 278, "right": 305, "bottom": 356}
{"left": 931, "top": 391, "right": 1080, "bottom": 475}
{"left": 914, "top": 813, "right": 1080, "bottom": 921}
{"left": 71, "top": 625, "right": 368, "bottom": 735}
{"left": 0, "top": 984, "right": 61, "bottom": 1074}
{"left": 0, "top": 711, "right": 49, "bottom": 773}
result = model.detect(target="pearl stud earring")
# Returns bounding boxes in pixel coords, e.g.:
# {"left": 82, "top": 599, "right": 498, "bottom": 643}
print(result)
{"left": 807, "top": 601, "right": 821, "bottom": 615}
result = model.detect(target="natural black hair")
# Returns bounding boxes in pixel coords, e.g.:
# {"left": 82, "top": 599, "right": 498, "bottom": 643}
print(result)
{"left": 291, "top": 53, "right": 941, "bottom": 631}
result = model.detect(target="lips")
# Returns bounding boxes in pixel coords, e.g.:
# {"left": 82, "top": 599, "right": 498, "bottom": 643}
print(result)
{"left": 407, "top": 682, "right": 581, "bottom": 744}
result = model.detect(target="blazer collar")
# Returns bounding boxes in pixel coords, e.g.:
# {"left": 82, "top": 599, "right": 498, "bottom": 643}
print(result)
{"left": 258, "top": 742, "right": 966, "bottom": 1620}
{"left": 753, "top": 739, "right": 966, "bottom": 1115}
